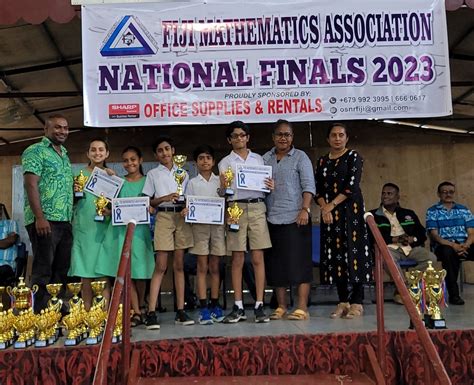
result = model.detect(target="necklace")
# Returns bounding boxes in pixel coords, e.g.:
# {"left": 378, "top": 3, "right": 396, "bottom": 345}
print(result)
{"left": 329, "top": 148, "right": 348, "bottom": 159}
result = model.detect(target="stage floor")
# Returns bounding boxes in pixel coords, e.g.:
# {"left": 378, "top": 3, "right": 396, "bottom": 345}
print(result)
{"left": 130, "top": 284, "right": 474, "bottom": 342}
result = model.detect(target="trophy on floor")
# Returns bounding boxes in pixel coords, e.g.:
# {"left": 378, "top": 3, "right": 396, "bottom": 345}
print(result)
{"left": 405, "top": 270, "right": 424, "bottom": 329}
{"left": 227, "top": 202, "right": 243, "bottom": 232}
{"left": 7, "top": 277, "right": 38, "bottom": 348}
{"left": 223, "top": 166, "right": 235, "bottom": 196}
{"left": 74, "top": 170, "right": 88, "bottom": 199}
{"left": 423, "top": 261, "right": 447, "bottom": 329}
{"left": 173, "top": 155, "right": 187, "bottom": 203}
{"left": 0, "top": 286, "right": 15, "bottom": 350}
{"left": 63, "top": 282, "right": 85, "bottom": 346}
{"left": 94, "top": 193, "right": 109, "bottom": 222}
{"left": 85, "top": 281, "right": 107, "bottom": 345}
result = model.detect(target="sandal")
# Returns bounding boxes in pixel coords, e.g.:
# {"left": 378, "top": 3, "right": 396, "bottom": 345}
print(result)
{"left": 287, "top": 309, "right": 310, "bottom": 321}
{"left": 330, "top": 302, "right": 350, "bottom": 319}
{"left": 270, "top": 307, "right": 287, "bottom": 320}
{"left": 344, "top": 304, "right": 364, "bottom": 319}
{"left": 130, "top": 312, "right": 143, "bottom": 327}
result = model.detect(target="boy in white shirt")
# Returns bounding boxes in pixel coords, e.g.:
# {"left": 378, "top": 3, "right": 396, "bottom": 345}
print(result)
{"left": 218, "top": 121, "right": 273, "bottom": 323}
{"left": 142, "top": 136, "right": 194, "bottom": 329}
{"left": 186, "top": 145, "right": 226, "bottom": 325}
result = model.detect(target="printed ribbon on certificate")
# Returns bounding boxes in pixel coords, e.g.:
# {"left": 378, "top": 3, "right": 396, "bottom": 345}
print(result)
{"left": 112, "top": 197, "right": 150, "bottom": 226}
{"left": 185, "top": 196, "right": 225, "bottom": 225}
{"left": 236, "top": 164, "right": 272, "bottom": 193}
{"left": 84, "top": 167, "right": 124, "bottom": 200}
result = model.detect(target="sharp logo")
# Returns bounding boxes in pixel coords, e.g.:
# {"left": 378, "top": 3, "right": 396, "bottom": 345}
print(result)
{"left": 109, "top": 104, "right": 140, "bottom": 119}
{"left": 100, "top": 15, "right": 157, "bottom": 57}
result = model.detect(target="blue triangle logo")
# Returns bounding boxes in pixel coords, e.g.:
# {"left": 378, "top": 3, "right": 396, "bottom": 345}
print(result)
{"left": 100, "top": 15, "right": 156, "bottom": 57}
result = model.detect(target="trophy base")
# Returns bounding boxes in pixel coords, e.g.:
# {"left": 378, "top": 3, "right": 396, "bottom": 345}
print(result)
{"left": 224, "top": 188, "right": 234, "bottom": 196}
{"left": 75, "top": 192, "right": 84, "bottom": 199}
{"left": 228, "top": 223, "right": 240, "bottom": 232}
{"left": 112, "top": 335, "right": 122, "bottom": 344}
{"left": 14, "top": 340, "right": 27, "bottom": 349}
{"left": 86, "top": 334, "right": 102, "bottom": 345}
{"left": 176, "top": 195, "right": 185, "bottom": 203}
{"left": 48, "top": 336, "right": 57, "bottom": 345}
{"left": 426, "top": 316, "right": 447, "bottom": 329}
{"left": 27, "top": 338, "right": 34, "bottom": 347}
{"left": 0, "top": 341, "right": 11, "bottom": 350}
{"left": 94, "top": 215, "right": 105, "bottom": 222}
{"left": 64, "top": 338, "right": 79, "bottom": 346}
{"left": 35, "top": 339, "right": 48, "bottom": 348}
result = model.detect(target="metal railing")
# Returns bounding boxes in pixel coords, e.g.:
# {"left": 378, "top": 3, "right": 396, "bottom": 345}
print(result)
{"left": 92, "top": 220, "right": 136, "bottom": 385}
{"left": 364, "top": 212, "right": 451, "bottom": 385}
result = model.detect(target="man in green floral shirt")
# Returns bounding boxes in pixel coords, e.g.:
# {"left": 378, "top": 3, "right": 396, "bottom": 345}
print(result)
{"left": 22, "top": 114, "right": 73, "bottom": 311}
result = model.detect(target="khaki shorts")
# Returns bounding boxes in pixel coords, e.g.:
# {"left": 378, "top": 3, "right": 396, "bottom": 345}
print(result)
{"left": 226, "top": 201, "right": 272, "bottom": 252}
{"left": 154, "top": 211, "right": 193, "bottom": 251}
{"left": 190, "top": 224, "right": 226, "bottom": 256}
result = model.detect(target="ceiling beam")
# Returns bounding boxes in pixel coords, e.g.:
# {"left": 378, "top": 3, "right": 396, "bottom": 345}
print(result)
{"left": 0, "top": 91, "right": 82, "bottom": 98}
{"left": 0, "top": 58, "right": 82, "bottom": 77}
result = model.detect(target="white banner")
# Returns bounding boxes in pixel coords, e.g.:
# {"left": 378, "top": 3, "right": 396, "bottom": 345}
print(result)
{"left": 82, "top": 0, "right": 452, "bottom": 126}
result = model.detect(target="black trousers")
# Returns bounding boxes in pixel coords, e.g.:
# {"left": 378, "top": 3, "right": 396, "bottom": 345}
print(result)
{"left": 434, "top": 244, "right": 474, "bottom": 299}
{"left": 26, "top": 221, "right": 72, "bottom": 312}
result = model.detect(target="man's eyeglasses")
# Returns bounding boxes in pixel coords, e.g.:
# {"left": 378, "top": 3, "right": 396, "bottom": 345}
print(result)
{"left": 440, "top": 190, "right": 455, "bottom": 195}
{"left": 274, "top": 132, "right": 293, "bottom": 138}
{"left": 230, "top": 133, "right": 248, "bottom": 139}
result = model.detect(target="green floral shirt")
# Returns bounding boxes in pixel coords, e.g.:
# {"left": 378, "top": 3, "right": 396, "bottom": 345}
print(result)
{"left": 21, "top": 137, "right": 74, "bottom": 225}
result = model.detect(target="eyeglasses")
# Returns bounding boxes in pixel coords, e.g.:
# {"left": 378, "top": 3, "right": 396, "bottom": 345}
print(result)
{"left": 440, "top": 190, "right": 455, "bottom": 195}
{"left": 274, "top": 132, "right": 293, "bottom": 138}
{"left": 230, "top": 133, "right": 248, "bottom": 140}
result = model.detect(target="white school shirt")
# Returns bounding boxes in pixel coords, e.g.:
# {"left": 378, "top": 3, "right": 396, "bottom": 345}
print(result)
{"left": 142, "top": 163, "right": 189, "bottom": 207}
{"left": 187, "top": 173, "right": 220, "bottom": 197}
{"left": 218, "top": 150, "right": 265, "bottom": 201}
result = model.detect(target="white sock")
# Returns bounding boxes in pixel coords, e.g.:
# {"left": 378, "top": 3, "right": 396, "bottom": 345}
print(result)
{"left": 255, "top": 301, "right": 263, "bottom": 309}
{"left": 235, "top": 300, "right": 244, "bottom": 309}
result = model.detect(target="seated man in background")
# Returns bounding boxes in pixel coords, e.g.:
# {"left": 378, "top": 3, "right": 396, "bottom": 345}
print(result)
{"left": 426, "top": 181, "right": 474, "bottom": 305}
{"left": 370, "top": 183, "right": 436, "bottom": 304}
{"left": 0, "top": 203, "right": 19, "bottom": 308}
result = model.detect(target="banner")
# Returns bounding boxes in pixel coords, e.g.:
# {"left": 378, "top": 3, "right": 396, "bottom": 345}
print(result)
{"left": 82, "top": 0, "right": 452, "bottom": 126}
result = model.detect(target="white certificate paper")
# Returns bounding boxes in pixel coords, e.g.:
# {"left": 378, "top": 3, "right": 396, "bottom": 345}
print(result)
{"left": 236, "top": 164, "right": 272, "bottom": 193}
{"left": 112, "top": 197, "right": 150, "bottom": 226}
{"left": 185, "top": 196, "right": 225, "bottom": 225}
{"left": 84, "top": 167, "right": 124, "bottom": 200}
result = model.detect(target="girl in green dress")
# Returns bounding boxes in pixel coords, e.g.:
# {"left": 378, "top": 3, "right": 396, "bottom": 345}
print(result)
{"left": 70, "top": 138, "right": 113, "bottom": 310}
{"left": 96, "top": 146, "right": 155, "bottom": 325}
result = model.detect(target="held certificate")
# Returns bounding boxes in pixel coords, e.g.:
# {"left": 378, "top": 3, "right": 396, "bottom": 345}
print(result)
{"left": 185, "top": 196, "right": 225, "bottom": 225}
{"left": 236, "top": 164, "right": 272, "bottom": 193}
{"left": 112, "top": 197, "right": 150, "bottom": 226}
{"left": 84, "top": 167, "right": 124, "bottom": 200}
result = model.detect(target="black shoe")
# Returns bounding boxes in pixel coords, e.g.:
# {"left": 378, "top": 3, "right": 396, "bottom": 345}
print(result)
{"left": 223, "top": 305, "right": 247, "bottom": 323}
{"left": 254, "top": 304, "right": 270, "bottom": 323}
{"left": 145, "top": 311, "right": 160, "bottom": 330}
{"left": 175, "top": 310, "right": 195, "bottom": 325}
{"left": 449, "top": 296, "right": 465, "bottom": 305}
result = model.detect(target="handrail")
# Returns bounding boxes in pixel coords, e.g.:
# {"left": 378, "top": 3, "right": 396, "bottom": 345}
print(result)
{"left": 364, "top": 213, "right": 451, "bottom": 385}
{"left": 92, "top": 220, "right": 136, "bottom": 385}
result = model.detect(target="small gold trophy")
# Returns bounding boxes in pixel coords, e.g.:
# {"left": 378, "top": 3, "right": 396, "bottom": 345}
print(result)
{"left": 173, "top": 155, "right": 187, "bottom": 203}
{"left": 94, "top": 193, "right": 109, "bottom": 222}
{"left": 423, "top": 261, "right": 447, "bottom": 329}
{"left": 63, "top": 283, "right": 85, "bottom": 346}
{"left": 85, "top": 281, "right": 107, "bottom": 345}
{"left": 0, "top": 286, "right": 15, "bottom": 350}
{"left": 405, "top": 270, "right": 424, "bottom": 329}
{"left": 223, "top": 166, "right": 235, "bottom": 196}
{"left": 74, "top": 170, "right": 88, "bottom": 199}
{"left": 227, "top": 202, "right": 243, "bottom": 232}
{"left": 112, "top": 304, "right": 123, "bottom": 344}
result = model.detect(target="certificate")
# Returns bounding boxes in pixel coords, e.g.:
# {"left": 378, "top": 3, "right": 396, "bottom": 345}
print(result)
{"left": 236, "top": 164, "right": 272, "bottom": 193}
{"left": 84, "top": 167, "right": 124, "bottom": 200}
{"left": 185, "top": 196, "right": 225, "bottom": 225}
{"left": 112, "top": 197, "right": 150, "bottom": 226}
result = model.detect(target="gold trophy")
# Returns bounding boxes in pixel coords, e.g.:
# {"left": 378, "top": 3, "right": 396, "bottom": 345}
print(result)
{"left": 63, "top": 283, "right": 85, "bottom": 346}
{"left": 85, "top": 281, "right": 107, "bottom": 345}
{"left": 74, "top": 170, "right": 88, "bottom": 199}
{"left": 405, "top": 270, "right": 424, "bottom": 329}
{"left": 0, "top": 286, "right": 15, "bottom": 350}
{"left": 423, "top": 261, "right": 447, "bottom": 329}
{"left": 7, "top": 277, "right": 38, "bottom": 348}
{"left": 112, "top": 303, "right": 123, "bottom": 344}
{"left": 94, "top": 193, "right": 109, "bottom": 222}
{"left": 34, "top": 283, "right": 63, "bottom": 347}
{"left": 227, "top": 202, "right": 243, "bottom": 232}
{"left": 173, "top": 155, "right": 187, "bottom": 203}
{"left": 223, "top": 166, "right": 235, "bottom": 196}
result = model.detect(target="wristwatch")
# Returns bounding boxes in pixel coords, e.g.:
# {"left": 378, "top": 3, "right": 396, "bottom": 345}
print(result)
{"left": 302, "top": 207, "right": 311, "bottom": 214}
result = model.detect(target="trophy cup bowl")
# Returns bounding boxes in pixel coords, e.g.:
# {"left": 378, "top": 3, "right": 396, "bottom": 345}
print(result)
{"left": 224, "top": 166, "right": 235, "bottom": 196}
{"left": 74, "top": 170, "right": 88, "bottom": 199}
{"left": 67, "top": 282, "right": 82, "bottom": 302}
{"left": 46, "top": 283, "right": 63, "bottom": 307}
{"left": 227, "top": 202, "right": 243, "bottom": 232}
{"left": 173, "top": 155, "right": 187, "bottom": 203}
{"left": 94, "top": 193, "right": 109, "bottom": 222}
{"left": 91, "top": 280, "right": 107, "bottom": 306}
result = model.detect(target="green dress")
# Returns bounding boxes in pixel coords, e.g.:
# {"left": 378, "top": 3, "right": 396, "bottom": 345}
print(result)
{"left": 69, "top": 169, "right": 110, "bottom": 278}
{"left": 95, "top": 177, "right": 155, "bottom": 279}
